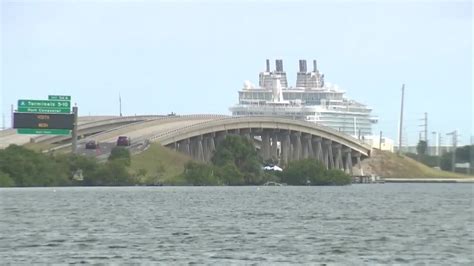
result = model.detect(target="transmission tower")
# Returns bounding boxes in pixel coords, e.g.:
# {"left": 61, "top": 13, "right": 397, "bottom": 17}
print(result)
{"left": 418, "top": 112, "right": 428, "bottom": 143}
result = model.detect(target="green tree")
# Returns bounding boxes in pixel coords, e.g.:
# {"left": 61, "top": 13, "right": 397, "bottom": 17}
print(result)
{"left": 0, "top": 145, "right": 70, "bottom": 186}
{"left": 211, "top": 135, "right": 262, "bottom": 184}
{"left": 456, "top": 145, "right": 473, "bottom": 163}
{"left": 282, "top": 159, "right": 326, "bottom": 185}
{"left": 439, "top": 145, "right": 474, "bottom": 172}
{"left": 60, "top": 154, "right": 101, "bottom": 186}
{"left": 416, "top": 140, "right": 428, "bottom": 155}
{"left": 405, "top": 152, "right": 439, "bottom": 168}
{"left": 108, "top": 147, "right": 131, "bottom": 166}
{"left": 0, "top": 170, "right": 15, "bottom": 187}
{"left": 323, "top": 169, "right": 352, "bottom": 185}
{"left": 103, "top": 160, "right": 132, "bottom": 185}
{"left": 440, "top": 152, "right": 452, "bottom": 171}
{"left": 215, "top": 163, "right": 244, "bottom": 185}
{"left": 183, "top": 161, "right": 217, "bottom": 185}
{"left": 281, "top": 159, "right": 351, "bottom": 186}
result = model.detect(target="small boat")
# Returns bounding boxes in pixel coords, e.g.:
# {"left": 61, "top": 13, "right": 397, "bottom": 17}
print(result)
{"left": 262, "top": 165, "right": 283, "bottom": 171}
{"left": 263, "top": 181, "right": 287, "bottom": 186}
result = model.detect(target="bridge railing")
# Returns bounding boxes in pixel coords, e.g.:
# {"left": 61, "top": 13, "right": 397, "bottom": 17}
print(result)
{"left": 42, "top": 114, "right": 229, "bottom": 152}
{"left": 33, "top": 114, "right": 229, "bottom": 145}
{"left": 148, "top": 116, "right": 371, "bottom": 154}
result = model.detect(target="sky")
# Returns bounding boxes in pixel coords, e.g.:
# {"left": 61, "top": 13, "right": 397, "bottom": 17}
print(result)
{"left": 1, "top": 0, "right": 472, "bottom": 146}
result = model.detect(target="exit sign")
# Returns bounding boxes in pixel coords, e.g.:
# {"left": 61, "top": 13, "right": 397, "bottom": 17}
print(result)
{"left": 17, "top": 129, "right": 70, "bottom": 135}
{"left": 48, "top": 95, "right": 71, "bottom": 101}
{"left": 18, "top": 99, "right": 70, "bottom": 109}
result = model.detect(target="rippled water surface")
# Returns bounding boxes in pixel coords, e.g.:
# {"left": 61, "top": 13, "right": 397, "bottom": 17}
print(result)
{"left": 1, "top": 184, "right": 473, "bottom": 264}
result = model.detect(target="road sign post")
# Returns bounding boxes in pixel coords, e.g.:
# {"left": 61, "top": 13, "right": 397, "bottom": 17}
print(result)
{"left": 72, "top": 106, "right": 78, "bottom": 154}
{"left": 16, "top": 97, "right": 73, "bottom": 136}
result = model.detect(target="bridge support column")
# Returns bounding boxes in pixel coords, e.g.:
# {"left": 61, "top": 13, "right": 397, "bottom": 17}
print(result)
{"left": 241, "top": 128, "right": 251, "bottom": 139}
{"left": 323, "top": 140, "right": 333, "bottom": 169}
{"left": 302, "top": 134, "right": 312, "bottom": 159}
{"left": 230, "top": 128, "right": 240, "bottom": 135}
{"left": 195, "top": 135, "right": 205, "bottom": 162}
{"left": 280, "top": 132, "right": 291, "bottom": 166}
{"left": 261, "top": 131, "right": 271, "bottom": 161}
{"left": 205, "top": 135, "right": 216, "bottom": 162}
{"left": 344, "top": 148, "right": 353, "bottom": 174}
{"left": 313, "top": 137, "right": 323, "bottom": 163}
{"left": 215, "top": 131, "right": 227, "bottom": 146}
{"left": 271, "top": 132, "right": 278, "bottom": 161}
{"left": 355, "top": 152, "right": 362, "bottom": 175}
{"left": 202, "top": 136, "right": 216, "bottom": 163}
{"left": 291, "top": 132, "right": 302, "bottom": 161}
{"left": 179, "top": 138, "right": 190, "bottom": 156}
{"left": 202, "top": 137, "right": 209, "bottom": 162}
{"left": 334, "top": 144, "right": 343, "bottom": 170}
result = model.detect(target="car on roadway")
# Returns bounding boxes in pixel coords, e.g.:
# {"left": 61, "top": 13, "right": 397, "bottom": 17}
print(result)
{"left": 85, "top": 140, "right": 99, "bottom": 149}
{"left": 116, "top": 136, "right": 131, "bottom": 146}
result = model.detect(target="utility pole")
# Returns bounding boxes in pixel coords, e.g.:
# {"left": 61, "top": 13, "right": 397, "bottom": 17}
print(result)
{"left": 379, "top": 131, "right": 383, "bottom": 150}
{"left": 432, "top": 131, "right": 440, "bottom": 167}
{"left": 119, "top": 93, "right": 123, "bottom": 117}
{"left": 424, "top": 112, "right": 428, "bottom": 142}
{"left": 398, "top": 84, "right": 405, "bottom": 155}
{"left": 11, "top": 104, "right": 14, "bottom": 128}
{"left": 72, "top": 105, "right": 78, "bottom": 154}
{"left": 446, "top": 130, "right": 458, "bottom": 172}
{"left": 432, "top": 131, "right": 439, "bottom": 156}
{"left": 419, "top": 112, "right": 428, "bottom": 144}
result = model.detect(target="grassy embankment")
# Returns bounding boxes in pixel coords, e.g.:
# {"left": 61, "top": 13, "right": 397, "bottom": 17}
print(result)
{"left": 360, "top": 149, "right": 472, "bottom": 179}
{"left": 130, "top": 144, "right": 472, "bottom": 184}
{"left": 22, "top": 142, "right": 56, "bottom": 152}
{"left": 130, "top": 143, "right": 192, "bottom": 185}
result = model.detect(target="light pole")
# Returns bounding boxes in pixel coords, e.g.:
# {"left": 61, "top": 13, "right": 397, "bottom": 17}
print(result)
{"left": 431, "top": 131, "right": 439, "bottom": 156}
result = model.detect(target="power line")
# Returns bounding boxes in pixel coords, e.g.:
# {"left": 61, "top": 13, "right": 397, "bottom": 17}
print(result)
{"left": 418, "top": 112, "right": 428, "bottom": 144}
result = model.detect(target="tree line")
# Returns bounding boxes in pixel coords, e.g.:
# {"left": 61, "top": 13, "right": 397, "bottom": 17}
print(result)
{"left": 408, "top": 141, "right": 473, "bottom": 173}
{"left": 0, "top": 145, "right": 134, "bottom": 187}
{"left": 0, "top": 136, "right": 352, "bottom": 187}
{"left": 182, "top": 135, "right": 351, "bottom": 186}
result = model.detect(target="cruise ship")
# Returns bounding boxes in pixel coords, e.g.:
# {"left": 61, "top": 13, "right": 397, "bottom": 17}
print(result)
{"left": 229, "top": 59, "right": 377, "bottom": 137}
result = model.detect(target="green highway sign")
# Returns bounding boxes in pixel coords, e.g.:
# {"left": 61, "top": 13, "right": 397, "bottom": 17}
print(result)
{"left": 17, "top": 128, "right": 70, "bottom": 135}
{"left": 18, "top": 99, "right": 71, "bottom": 110}
{"left": 48, "top": 95, "right": 71, "bottom": 101}
{"left": 18, "top": 107, "right": 70, "bottom": 114}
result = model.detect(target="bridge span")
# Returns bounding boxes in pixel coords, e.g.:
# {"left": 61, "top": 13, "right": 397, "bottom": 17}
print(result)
{"left": 1, "top": 114, "right": 371, "bottom": 172}
{"left": 148, "top": 116, "right": 371, "bottom": 172}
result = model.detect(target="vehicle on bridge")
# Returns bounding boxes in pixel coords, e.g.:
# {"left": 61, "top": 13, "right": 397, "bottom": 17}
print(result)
{"left": 117, "top": 136, "right": 131, "bottom": 146}
{"left": 85, "top": 140, "right": 99, "bottom": 149}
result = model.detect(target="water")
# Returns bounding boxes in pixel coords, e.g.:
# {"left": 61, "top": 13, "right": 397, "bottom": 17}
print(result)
{"left": 1, "top": 184, "right": 473, "bottom": 264}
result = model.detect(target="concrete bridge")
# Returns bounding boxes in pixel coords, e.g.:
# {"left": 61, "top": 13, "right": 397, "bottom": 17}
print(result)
{"left": 148, "top": 116, "right": 371, "bottom": 173}
{"left": 1, "top": 114, "right": 371, "bottom": 173}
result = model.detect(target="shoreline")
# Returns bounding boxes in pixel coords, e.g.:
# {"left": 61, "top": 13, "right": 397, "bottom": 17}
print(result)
{"left": 384, "top": 178, "right": 474, "bottom": 183}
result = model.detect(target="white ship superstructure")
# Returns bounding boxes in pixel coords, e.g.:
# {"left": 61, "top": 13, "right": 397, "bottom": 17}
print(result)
{"left": 230, "top": 59, "right": 377, "bottom": 137}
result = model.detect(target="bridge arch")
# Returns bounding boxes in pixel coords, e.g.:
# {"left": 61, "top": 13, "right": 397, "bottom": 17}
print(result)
{"left": 150, "top": 116, "right": 371, "bottom": 173}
